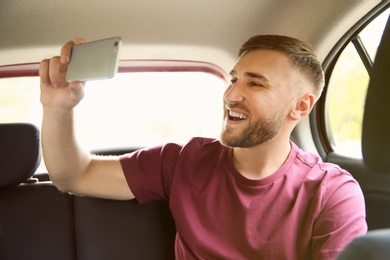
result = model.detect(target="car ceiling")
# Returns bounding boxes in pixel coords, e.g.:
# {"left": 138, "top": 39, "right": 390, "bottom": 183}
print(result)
{"left": 0, "top": 0, "right": 385, "bottom": 72}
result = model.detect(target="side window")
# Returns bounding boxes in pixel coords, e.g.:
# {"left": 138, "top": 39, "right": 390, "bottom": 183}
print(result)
{"left": 0, "top": 68, "right": 227, "bottom": 172}
{"left": 325, "top": 9, "right": 389, "bottom": 158}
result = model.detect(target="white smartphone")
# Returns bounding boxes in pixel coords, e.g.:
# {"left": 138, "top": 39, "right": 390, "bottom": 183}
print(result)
{"left": 66, "top": 36, "right": 122, "bottom": 82}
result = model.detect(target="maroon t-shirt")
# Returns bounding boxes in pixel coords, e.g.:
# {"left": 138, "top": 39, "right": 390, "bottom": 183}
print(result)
{"left": 120, "top": 137, "right": 367, "bottom": 259}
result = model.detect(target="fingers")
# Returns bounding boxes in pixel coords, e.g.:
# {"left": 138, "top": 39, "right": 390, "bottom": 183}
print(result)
{"left": 39, "top": 56, "right": 67, "bottom": 88}
{"left": 49, "top": 56, "right": 64, "bottom": 88}
{"left": 39, "top": 58, "right": 50, "bottom": 85}
{"left": 60, "top": 37, "right": 86, "bottom": 64}
{"left": 73, "top": 37, "right": 86, "bottom": 45}
{"left": 40, "top": 38, "right": 86, "bottom": 88}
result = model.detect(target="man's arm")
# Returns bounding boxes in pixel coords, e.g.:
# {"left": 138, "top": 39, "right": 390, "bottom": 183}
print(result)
{"left": 40, "top": 38, "right": 134, "bottom": 200}
{"left": 311, "top": 170, "right": 367, "bottom": 260}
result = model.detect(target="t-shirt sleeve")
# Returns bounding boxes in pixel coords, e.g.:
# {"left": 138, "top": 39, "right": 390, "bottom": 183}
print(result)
{"left": 119, "top": 143, "right": 182, "bottom": 204}
{"left": 311, "top": 166, "right": 368, "bottom": 260}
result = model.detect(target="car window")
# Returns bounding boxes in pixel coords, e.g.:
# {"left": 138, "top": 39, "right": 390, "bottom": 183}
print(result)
{"left": 325, "top": 9, "right": 389, "bottom": 158}
{"left": 0, "top": 70, "right": 226, "bottom": 172}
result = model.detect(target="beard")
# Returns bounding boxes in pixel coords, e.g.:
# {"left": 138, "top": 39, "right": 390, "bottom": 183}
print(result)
{"left": 220, "top": 109, "right": 286, "bottom": 148}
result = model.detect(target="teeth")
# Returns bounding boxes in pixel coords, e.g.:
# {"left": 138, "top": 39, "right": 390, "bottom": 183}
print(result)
{"left": 229, "top": 110, "right": 247, "bottom": 119}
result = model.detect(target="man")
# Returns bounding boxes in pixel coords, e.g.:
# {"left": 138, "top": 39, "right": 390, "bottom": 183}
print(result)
{"left": 40, "top": 35, "right": 367, "bottom": 259}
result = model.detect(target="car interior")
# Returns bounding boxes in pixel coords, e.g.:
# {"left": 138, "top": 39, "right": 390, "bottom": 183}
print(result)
{"left": 1, "top": 0, "right": 390, "bottom": 259}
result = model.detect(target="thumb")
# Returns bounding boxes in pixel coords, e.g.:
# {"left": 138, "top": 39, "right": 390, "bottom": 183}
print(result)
{"left": 69, "top": 81, "right": 85, "bottom": 102}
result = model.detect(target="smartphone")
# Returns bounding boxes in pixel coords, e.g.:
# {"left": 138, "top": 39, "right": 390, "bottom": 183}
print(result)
{"left": 66, "top": 36, "right": 122, "bottom": 82}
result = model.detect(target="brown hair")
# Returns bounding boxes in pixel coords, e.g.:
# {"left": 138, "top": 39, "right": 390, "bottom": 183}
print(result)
{"left": 239, "top": 35, "right": 325, "bottom": 98}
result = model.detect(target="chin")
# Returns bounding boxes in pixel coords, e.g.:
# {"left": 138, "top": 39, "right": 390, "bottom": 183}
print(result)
{"left": 220, "top": 131, "right": 244, "bottom": 148}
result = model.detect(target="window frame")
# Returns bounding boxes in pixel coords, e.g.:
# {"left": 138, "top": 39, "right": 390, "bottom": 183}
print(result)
{"left": 0, "top": 60, "right": 229, "bottom": 81}
{"left": 0, "top": 60, "right": 229, "bottom": 174}
{"left": 311, "top": 2, "right": 390, "bottom": 160}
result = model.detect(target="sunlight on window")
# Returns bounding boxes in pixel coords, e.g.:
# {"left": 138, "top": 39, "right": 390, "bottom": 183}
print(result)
{"left": 327, "top": 9, "right": 389, "bottom": 158}
{"left": 327, "top": 44, "right": 369, "bottom": 157}
{"left": 0, "top": 77, "right": 41, "bottom": 125}
{"left": 360, "top": 9, "right": 390, "bottom": 61}
{"left": 0, "top": 71, "right": 226, "bottom": 172}
{"left": 76, "top": 72, "right": 226, "bottom": 149}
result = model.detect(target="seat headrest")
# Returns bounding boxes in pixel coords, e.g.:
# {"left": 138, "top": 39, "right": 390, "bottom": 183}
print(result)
{"left": 337, "top": 229, "right": 390, "bottom": 259}
{"left": 0, "top": 123, "right": 41, "bottom": 189}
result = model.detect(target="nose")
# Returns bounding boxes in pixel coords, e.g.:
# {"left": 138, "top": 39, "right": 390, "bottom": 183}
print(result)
{"left": 224, "top": 81, "right": 244, "bottom": 104}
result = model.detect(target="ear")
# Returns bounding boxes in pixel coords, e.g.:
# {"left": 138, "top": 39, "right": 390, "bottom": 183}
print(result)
{"left": 290, "top": 94, "right": 315, "bottom": 120}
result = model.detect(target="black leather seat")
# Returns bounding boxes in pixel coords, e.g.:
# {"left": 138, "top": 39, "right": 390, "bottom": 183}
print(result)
{"left": 0, "top": 123, "right": 76, "bottom": 260}
{"left": 73, "top": 197, "right": 176, "bottom": 260}
{"left": 0, "top": 123, "right": 177, "bottom": 259}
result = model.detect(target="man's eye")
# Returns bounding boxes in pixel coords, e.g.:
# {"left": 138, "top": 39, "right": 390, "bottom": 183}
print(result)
{"left": 230, "top": 78, "right": 237, "bottom": 84}
{"left": 249, "top": 82, "right": 262, "bottom": 87}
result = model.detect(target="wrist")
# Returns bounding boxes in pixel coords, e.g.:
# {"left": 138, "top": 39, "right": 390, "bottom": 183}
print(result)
{"left": 42, "top": 106, "right": 74, "bottom": 119}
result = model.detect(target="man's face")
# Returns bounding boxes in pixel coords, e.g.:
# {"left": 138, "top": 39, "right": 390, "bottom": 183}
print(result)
{"left": 220, "top": 49, "right": 298, "bottom": 148}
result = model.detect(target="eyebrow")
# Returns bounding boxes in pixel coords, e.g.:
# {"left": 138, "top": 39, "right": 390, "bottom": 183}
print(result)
{"left": 229, "top": 70, "right": 271, "bottom": 84}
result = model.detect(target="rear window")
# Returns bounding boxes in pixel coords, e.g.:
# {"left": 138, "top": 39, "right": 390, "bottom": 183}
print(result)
{"left": 0, "top": 68, "right": 227, "bottom": 172}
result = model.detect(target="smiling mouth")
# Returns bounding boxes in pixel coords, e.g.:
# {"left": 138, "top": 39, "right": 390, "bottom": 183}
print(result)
{"left": 228, "top": 110, "right": 248, "bottom": 121}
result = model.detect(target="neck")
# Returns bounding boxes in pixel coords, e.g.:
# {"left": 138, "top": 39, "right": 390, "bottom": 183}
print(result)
{"left": 232, "top": 138, "right": 291, "bottom": 180}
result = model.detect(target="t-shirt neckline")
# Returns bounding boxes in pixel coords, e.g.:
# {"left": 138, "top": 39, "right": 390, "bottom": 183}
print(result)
{"left": 225, "top": 141, "right": 298, "bottom": 187}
